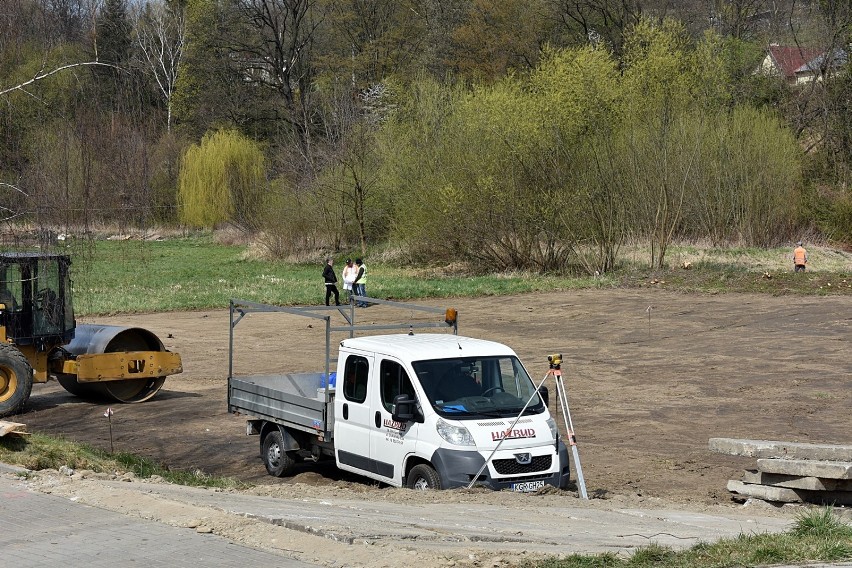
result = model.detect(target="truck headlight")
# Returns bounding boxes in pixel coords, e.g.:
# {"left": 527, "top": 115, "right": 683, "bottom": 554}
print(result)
{"left": 546, "top": 417, "right": 558, "bottom": 440}
{"left": 436, "top": 418, "right": 475, "bottom": 446}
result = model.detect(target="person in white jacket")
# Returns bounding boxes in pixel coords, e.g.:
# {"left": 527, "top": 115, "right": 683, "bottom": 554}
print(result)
{"left": 341, "top": 258, "right": 358, "bottom": 304}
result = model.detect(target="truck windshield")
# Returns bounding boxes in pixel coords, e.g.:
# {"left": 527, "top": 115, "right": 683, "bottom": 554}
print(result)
{"left": 412, "top": 356, "right": 544, "bottom": 418}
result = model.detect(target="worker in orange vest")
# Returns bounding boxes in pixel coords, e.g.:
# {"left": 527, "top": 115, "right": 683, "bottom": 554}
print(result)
{"left": 793, "top": 241, "right": 808, "bottom": 272}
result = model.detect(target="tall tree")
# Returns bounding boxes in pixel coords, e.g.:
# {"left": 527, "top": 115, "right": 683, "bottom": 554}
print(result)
{"left": 171, "top": 0, "right": 240, "bottom": 137}
{"left": 621, "top": 18, "right": 698, "bottom": 269}
{"left": 93, "top": 0, "right": 132, "bottom": 109}
{"left": 547, "top": 0, "right": 644, "bottom": 57}
{"left": 133, "top": 0, "right": 185, "bottom": 131}
{"left": 179, "top": 129, "right": 266, "bottom": 228}
{"left": 229, "top": 0, "right": 327, "bottom": 162}
{"left": 450, "top": 0, "right": 555, "bottom": 81}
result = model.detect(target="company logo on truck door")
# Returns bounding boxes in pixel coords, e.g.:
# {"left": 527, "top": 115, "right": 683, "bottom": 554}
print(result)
{"left": 491, "top": 427, "right": 536, "bottom": 441}
{"left": 383, "top": 418, "right": 408, "bottom": 431}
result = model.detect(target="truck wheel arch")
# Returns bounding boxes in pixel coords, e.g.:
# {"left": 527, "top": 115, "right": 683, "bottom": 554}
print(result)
{"left": 260, "top": 424, "right": 306, "bottom": 478}
{"left": 259, "top": 423, "right": 301, "bottom": 454}
{"left": 406, "top": 463, "right": 442, "bottom": 490}
{"left": 404, "top": 457, "right": 440, "bottom": 487}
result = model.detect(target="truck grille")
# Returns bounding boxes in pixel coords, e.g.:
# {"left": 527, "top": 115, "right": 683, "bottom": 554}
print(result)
{"left": 492, "top": 455, "right": 551, "bottom": 475}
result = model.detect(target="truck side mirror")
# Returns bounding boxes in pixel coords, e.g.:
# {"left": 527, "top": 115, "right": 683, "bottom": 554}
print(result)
{"left": 392, "top": 394, "right": 417, "bottom": 423}
{"left": 538, "top": 386, "right": 549, "bottom": 406}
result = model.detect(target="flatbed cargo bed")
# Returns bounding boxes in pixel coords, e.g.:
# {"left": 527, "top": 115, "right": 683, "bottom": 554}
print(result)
{"left": 229, "top": 372, "right": 334, "bottom": 437}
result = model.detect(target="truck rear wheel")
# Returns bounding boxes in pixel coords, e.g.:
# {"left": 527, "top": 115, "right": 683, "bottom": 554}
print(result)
{"left": 0, "top": 343, "right": 34, "bottom": 417}
{"left": 262, "top": 431, "right": 296, "bottom": 477}
{"left": 406, "top": 464, "right": 442, "bottom": 490}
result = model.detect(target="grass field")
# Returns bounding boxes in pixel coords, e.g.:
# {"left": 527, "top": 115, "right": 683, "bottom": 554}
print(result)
{"left": 52, "top": 236, "right": 852, "bottom": 316}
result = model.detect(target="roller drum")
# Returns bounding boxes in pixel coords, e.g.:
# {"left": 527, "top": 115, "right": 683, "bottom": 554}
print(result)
{"left": 56, "top": 324, "right": 168, "bottom": 403}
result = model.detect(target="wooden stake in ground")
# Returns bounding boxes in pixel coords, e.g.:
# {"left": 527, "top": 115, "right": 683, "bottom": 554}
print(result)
{"left": 104, "top": 407, "right": 114, "bottom": 453}
{"left": 646, "top": 305, "right": 653, "bottom": 338}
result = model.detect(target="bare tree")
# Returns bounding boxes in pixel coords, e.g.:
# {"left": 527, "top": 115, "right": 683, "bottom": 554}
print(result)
{"left": 133, "top": 0, "right": 185, "bottom": 131}
{"left": 547, "top": 0, "right": 643, "bottom": 56}
{"left": 784, "top": 0, "right": 852, "bottom": 184}
{"left": 710, "top": 0, "right": 771, "bottom": 39}
{"left": 626, "top": 107, "right": 701, "bottom": 270}
{"left": 229, "top": 0, "right": 327, "bottom": 162}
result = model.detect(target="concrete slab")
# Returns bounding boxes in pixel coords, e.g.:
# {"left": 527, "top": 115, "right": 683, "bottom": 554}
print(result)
{"left": 709, "top": 439, "right": 852, "bottom": 461}
{"left": 742, "top": 470, "right": 852, "bottom": 492}
{"left": 757, "top": 459, "right": 852, "bottom": 480}
{"left": 728, "top": 480, "right": 803, "bottom": 503}
{"left": 0, "top": 462, "right": 29, "bottom": 475}
{"left": 728, "top": 480, "right": 852, "bottom": 506}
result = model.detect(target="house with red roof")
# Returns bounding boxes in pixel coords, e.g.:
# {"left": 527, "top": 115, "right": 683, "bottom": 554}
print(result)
{"left": 759, "top": 44, "right": 847, "bottom": 85}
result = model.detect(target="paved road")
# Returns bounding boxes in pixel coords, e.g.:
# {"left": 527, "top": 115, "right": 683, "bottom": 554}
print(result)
{"left": 0, "top": 472, "right": 314, "bottom": 567}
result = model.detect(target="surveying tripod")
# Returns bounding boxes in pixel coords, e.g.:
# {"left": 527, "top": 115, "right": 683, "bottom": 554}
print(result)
{"left": 466, "top": 353, "right": 588, "bottom": 499}
{"left": 547, "top": 353, "right": 588, "bottom": 499}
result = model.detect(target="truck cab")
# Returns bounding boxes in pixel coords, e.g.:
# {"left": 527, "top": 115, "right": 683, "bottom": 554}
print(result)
{"left": 333, "top": 334, "right": 570, "bottom": 491}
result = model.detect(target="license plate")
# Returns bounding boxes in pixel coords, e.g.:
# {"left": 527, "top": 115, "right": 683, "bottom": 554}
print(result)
{"left": 510, "top": 480, "right": 544, "bottom": 492}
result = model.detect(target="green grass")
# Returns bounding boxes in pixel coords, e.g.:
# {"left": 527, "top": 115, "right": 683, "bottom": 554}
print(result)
{"left": 26, "top": 236, "right": 850, "bottom": 316}
{"left": 524, "top": 508, "right": 852, "bottom": 568}
{"left": 0, "top": 433, "right": 245, "bottom": 489}
{"left": 63, "top": 236, "right": 610, "bottom": 315}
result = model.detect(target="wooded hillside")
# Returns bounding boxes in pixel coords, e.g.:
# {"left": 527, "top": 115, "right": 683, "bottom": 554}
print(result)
{"left": 2, "top": 0, "right": 851, "bottom": 271}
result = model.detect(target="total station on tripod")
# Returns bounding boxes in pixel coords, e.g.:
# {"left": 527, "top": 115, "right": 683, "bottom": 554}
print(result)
{"left": 547, "top": 353, "right": 562, "bottom": 369}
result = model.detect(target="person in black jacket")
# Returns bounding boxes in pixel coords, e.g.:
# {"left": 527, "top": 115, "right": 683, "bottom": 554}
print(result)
{"left": 322, "top": 258, "right": 340, "bottom": 306}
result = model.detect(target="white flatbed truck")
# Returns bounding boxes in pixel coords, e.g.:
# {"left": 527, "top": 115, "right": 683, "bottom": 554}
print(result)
{"left": 227, "top": 298, "right": 570, "bottom": 491}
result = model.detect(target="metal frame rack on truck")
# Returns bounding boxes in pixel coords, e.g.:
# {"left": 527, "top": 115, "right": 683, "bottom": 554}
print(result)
{"left": 227, "top": 297, "right": 570, "bottom": 491}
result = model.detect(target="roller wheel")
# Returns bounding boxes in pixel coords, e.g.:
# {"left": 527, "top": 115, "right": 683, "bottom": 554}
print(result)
{"left": 0, "top": 343, "right": 34, "bottom": 418}
{"left": 406, "top": 464, "right": 442, "bottom": 490}
{"left": 262, "top": 431, "right": 296, "bottom": 477}
{"left": 102, "top": 376, "right": 166, "bottom": 403}
{"left": 56, "top": 373, "right": 87, "bottom": 397}
{"left": 57, "top": 326, "right": 167, "bottom": 403}
{"left": 100, "top": 330, "right": 166, "bottom": 403}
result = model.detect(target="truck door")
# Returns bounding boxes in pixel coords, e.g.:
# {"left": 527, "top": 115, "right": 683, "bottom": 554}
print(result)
{"left": 369, "top": 358, "right": 420, "bottom": 486}
{"left": 334, "top": 353, "right": 373, "bottom": 475}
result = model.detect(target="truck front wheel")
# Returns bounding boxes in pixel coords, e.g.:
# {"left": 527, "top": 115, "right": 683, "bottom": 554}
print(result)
{"left": 262, "top": 431, "right": 296, "bottom": 477}
{"left": 406, "top": 464, "right": 442, "bottom": 490}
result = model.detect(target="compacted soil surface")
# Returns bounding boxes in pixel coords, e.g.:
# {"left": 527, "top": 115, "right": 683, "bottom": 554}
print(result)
{"left": 9, "top": 288, "right": 851, "bottom": 566}
{"left": 18, "top": 288, "right": 851, "bottom": 504}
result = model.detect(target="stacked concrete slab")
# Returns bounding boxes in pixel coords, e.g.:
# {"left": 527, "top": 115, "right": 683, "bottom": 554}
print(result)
{"left": 709, "top": 438, "right": 852, "bottom": 506}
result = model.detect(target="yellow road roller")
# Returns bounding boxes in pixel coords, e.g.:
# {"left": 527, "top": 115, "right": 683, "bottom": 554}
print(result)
{"left": 0, "top": 252, "right": 182, "bottom": 418}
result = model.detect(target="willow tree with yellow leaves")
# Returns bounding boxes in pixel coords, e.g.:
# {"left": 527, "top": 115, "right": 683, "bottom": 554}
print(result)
{"left": 178, "top": 129, "right": 266, "bottom": 230}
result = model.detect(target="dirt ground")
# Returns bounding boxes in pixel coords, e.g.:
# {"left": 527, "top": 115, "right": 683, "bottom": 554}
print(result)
{"left": 17, "top": 289, "right": 852, "bottom": 506}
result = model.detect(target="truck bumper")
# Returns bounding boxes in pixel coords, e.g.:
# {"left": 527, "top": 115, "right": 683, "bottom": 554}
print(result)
{"left": 431, "top": 440, "right": 571, "bottom": 491}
